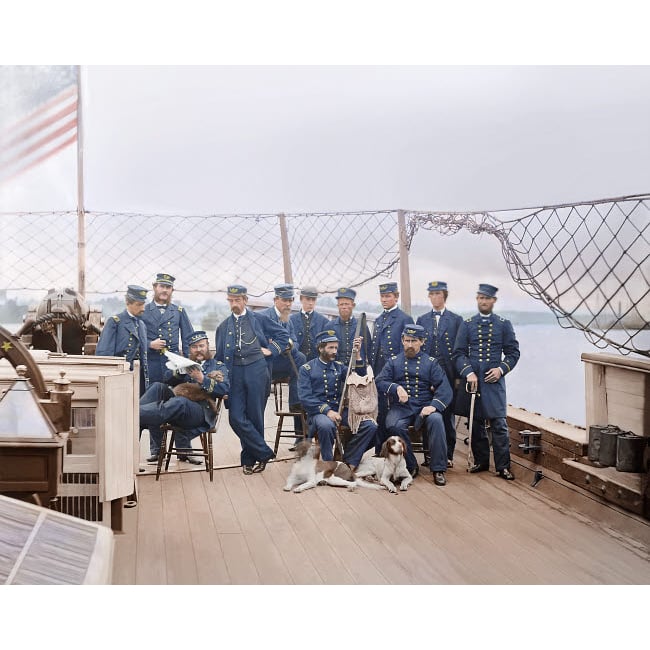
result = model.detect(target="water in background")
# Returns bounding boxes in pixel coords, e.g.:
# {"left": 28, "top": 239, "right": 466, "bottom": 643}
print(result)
{"left": 507, "top": 323, "right": 649, "bottom": 428}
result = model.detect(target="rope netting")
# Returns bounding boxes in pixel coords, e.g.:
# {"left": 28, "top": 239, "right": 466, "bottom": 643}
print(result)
{"left": 1, "top": 193, "right": 648, "bottom": 356}
{"left": 411, "top": 193, "right": 650, "bottom": 357}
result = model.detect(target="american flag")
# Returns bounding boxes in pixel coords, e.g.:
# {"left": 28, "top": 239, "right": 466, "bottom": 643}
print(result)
{"left": 0, "top": 65, "right": 78, "bottom": 186}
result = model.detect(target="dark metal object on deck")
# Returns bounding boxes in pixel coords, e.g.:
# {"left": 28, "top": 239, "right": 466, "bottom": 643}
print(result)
{"left": 518, "top": 429, "right": 541, "bottom": 454}
{"left": 616, "top": 434, "right": 647, "bottom": 473}
{"left": 531, "top": 470, "right": 544, "bottom": 487}
{"left": 599, "top": 428, "right": 623, "bottom": 467}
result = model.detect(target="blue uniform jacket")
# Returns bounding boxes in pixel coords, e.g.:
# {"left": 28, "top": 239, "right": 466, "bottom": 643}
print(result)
{"left": 298, "top": 356, "right": 365, "bottom": 417}
{"left": 369, "top": 307, "right": 414, "bottom": 372}
{"left": 330, "top": 315, "right": 373, "bottom": 366}
{"left": 142, "top": 301, "right": 193, "bottom": 382}
{"left": 375, "top": 351, "right": 452, "bottom": 413}
{"left": 289, "top": 310, "right": 329, "bottom": 359}
{"left": 416, "top": 308, "right": 463, "bottom": 381}
{"left": 453, "top": 313, "right": 520, "bottom": 419}
{"left": 96, "top": 309, "right": 149, "bottom": 386}
{"left": 166, "top": 357, "right": 229, "bottom": 429}
{"left": 214, "top": 309, "right": 290, "bottom": 373}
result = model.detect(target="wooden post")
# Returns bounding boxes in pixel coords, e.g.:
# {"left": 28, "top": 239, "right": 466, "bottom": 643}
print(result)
{"left": 397, "top": 209, "right": 412, "bottom": 314}
{"left": 278, "top": 213, "right": 293, "bottom": 284}
{"left": 76, "top": 65, "right": 86, "bottom": 298}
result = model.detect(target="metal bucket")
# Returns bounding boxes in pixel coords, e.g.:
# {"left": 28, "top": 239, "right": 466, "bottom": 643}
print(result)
{"left": 598, "top": 428, "right": 622, "bottom": 467}
{"left": 616, "top": 434, "right": 647, "bottom": 473}
{"left": 588, "top": 425, "right": 612, "bottom": 462}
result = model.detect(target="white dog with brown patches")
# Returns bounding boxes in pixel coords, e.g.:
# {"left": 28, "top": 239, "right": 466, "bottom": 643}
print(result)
{"left": 283, "top": 440, "right": 382, "bottom": 493}
{"left": 354, "top": 435, "right": 414, "bottom": 493}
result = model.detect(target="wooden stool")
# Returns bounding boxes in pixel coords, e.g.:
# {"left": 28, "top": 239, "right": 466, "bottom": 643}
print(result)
{"left": 409, "top": 425, "right": 430, "bottom": 465}
{"left": 155, "top": 398, "right": 223, "bottom": 482}
{"left": 272, "top": 377, "right": 307, "bottom": 455}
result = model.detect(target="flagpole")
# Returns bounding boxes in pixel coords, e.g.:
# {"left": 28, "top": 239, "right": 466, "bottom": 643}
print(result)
{"left": 76, "top": 64, "right": 86, "bottom": 298}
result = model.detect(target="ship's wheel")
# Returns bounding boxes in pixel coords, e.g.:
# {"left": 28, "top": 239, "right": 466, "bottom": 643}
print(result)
{"left": 0, "top": 325, "right": 49, "bottom": 399}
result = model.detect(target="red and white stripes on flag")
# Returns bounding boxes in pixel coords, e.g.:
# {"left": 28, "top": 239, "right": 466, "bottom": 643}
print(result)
{"left": 0, "top": 83, "right": 78, "bottom": 186}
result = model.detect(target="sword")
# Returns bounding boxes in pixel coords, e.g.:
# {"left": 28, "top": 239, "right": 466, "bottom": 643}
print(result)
{"left": 466, "top": 381, "right": 478, "bottom": 470}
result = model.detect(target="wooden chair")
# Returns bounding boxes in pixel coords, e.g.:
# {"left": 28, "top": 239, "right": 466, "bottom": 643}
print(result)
{"left": 272, "top": 378, "right": 307, "bottom": 456}
{"left": 155, "top": 397, "right": 224, "bottom": 482}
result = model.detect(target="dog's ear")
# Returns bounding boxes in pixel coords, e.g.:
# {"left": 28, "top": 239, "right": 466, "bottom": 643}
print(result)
{"left": 398, "top": 437, "right": 408, "bottom": 453}
{"left": 380, "top": 439, "right": 390, "bottom": 458}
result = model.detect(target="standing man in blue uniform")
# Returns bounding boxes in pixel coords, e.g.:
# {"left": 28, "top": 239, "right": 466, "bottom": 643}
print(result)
{"left": 376, "top": 324, "right": 452, "bottom": 485}
{"left": 453, "top": 283, "right": 520, "bottom": 480}
{"left": 261, "top": 283, "right": 307, "bottom": 447}
{"left": 289, "top": 286, "right": 329, "bottom": 363}
{"left": 142, "top": 273, "right": 194, "bottom": 385}
{"left": 369, "top": 282, "right": 414, "bottom": 453}
{"left": 215, "top": 285, "right": 290, "bottom": 474}
{"left": 416, "top": 281, "right": 463, "bottom": 468}
{"left": 297, "top": 330, "right": 377, "bottom": 468}
{"left": 330, "top": 287, "right": 372, "bottom": 366}
{"left": 96, "top": 284, "right": 149, "bottom": 395}
{"left": 140, "top": 330, "right": 229, "bottom": 463}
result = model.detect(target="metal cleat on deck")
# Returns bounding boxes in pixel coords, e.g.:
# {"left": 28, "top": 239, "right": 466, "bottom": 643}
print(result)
{"left": 518, "top": 429, "right": 541, "bottom": 454}
{"left": 531, "top": 470, "right": 544, "bottom": 487}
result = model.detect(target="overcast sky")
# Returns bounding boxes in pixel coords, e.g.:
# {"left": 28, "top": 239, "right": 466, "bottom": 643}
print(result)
{"left": 2, "top": 65, "right": 648, "bottom": 311}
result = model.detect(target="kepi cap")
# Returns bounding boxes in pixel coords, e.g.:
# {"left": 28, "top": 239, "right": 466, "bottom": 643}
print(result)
{"left": 273, "top": 284, "right": 295, "bottom": 300}
{"left": 300, "top": 285, "right": 318, "bottom": 298}
{"left": 154, "top": 273, "right": 175, "bottom": 286}
{"left": 316, "top": 329, "right": 339, "bottom": 345}
{"left": 477, "top": 283, "right": 498, "bottom": 298}
{"left": 379, "top": 282, "right": 398, "bottom": 294}
{"left": 427, "top": 281, "right": 448, "bottom": 292}
{"left": 127, "top": 285, "right": 148, "bottom": 303}
{"left": 227, "top": 285, "right": 247, "bottom": 296}
{"left": 335, "top": 287, "right": 356, "bottom": 300}
{"left": 403, "top": 324, "right": 426, "bottom": 339}
{"left": 188, "top": 330, "right": 208, "bottom": 345}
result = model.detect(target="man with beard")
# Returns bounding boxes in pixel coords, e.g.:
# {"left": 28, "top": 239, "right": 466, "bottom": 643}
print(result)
{"left": 375, "top": 324, "right": 452, "bottom": 486}
{"left": 330, "top": 287, "right": 372, "bottom": 366}
{"left": 416, "top": 281, "right": 463, "bottom": 468}
{"left": 297, "top": 330, "right": 377, "bottom": 468}
{"left": 453, "top": 283, "right": 520, "bottom": 480}
{"left": 260, "top": 283, "right": 307, "bottom": 449}
{"left": 142, "top": 273, "right": 194, "bottom": 385}
{"left": 139, "top": 330, "right": 229, "bottom": 464}
{"left": 215, "top": 285, "right": 290, "bottom": 474}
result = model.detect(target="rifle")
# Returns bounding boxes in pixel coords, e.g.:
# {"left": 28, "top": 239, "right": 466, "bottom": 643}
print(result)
{"left": 335, "top": 313, "right": 367, "bottom": 458}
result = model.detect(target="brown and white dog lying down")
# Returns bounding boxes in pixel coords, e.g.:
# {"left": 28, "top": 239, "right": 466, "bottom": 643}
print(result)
{"left": 354, "top": 435, "right": 414, "bottom": 493}
{"left": 283, "top": 440, "right": 383, "bottom": 493}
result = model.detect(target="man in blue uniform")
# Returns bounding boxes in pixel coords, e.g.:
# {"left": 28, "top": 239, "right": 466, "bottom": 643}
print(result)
{"left": 453, "top": 283, "right": 521, "bottom": 480}
{"left": 369, "top": 282, "right": 414, "bottom": 453}
{"left": 96, "top": 284, "right": 150, "bottom": 395}
{"left": 140, "top": 330, "right": 229, "bottom": 464}
{"left": 297, "top": 330, "right": 377, "bottom": 468}
{"left": 330, "top": 287, "right": 372, "bottom": 366}
{"left": 289, "top": 286, "right": 329, "bottom": 363}
{"left": 142, "top": 273, "right": 194, "bottom": 385}
{"left": 416, "top": 281, "right": 463, "bottom": 468}
{"left": 260, "top": 283, "right": 307, "bottom": 447}
{"left": 215, "top": 285, "right": 290, "bottom": 474}
{"left": 376, "top": 324, "right": 453, "bottom": 486}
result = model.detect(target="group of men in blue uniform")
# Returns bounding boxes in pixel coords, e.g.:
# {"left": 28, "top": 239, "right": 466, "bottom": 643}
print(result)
{"left": 95, "top": 274, "right": 520, "bottom": 483}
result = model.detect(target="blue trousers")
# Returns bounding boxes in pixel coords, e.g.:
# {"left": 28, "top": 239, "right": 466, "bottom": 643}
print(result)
{"left": 443, "top": 407, "right": 457, "bottom": 461}
{"left": 229, "top": 358, "right": 274, "bottom": 466}
{"left": 385, "top": 404, "right": 448, "bottom": 472}
{"left": 307, "top": 412, "right": 377, "bottom": 466}
{"left": 271, "top": 349, "right": 306, "bottom": 437}
{"left": 140, "top": 382, "right": 207, "bottom": 455}
{"left": 470, "top": 416, "right": 510, "bottom": 471}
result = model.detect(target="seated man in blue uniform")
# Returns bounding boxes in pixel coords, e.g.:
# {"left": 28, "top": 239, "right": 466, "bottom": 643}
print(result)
{"left": 96, "top": 284, "right": 150, "bottom": 395}
{"left": 215, "top": 285, "right": 290, "bottom": 475}
{"left": 453, "top": 283, "right": 520, "bottom": 480}
{"left": 260, "top": 283, "right": 307, "bottom": 449}
{"left": 375, "top": 324, "right": 453, "bottom": 486}
{"left": 330, "top": 287, "right": 373, "bottom": 366}
{"left": 142, "top": 272, "right": 194, "bottom": 385}
{"left": 139, "top": 330, "right": 229, "bottom": 464}
{"left": 297, "top": 330, "right": 377, "bottom": 469}
{"left": 416, "top": 281, "right": 463, "bottom": 468}
{"left": 289, "top": 286, "right": 329, "bottom": 363}
{"left": 369, "top": 282, "right": 414, "bottom": 453}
